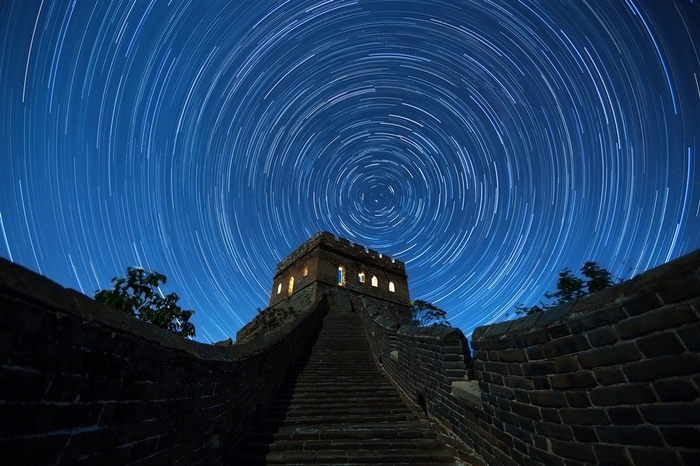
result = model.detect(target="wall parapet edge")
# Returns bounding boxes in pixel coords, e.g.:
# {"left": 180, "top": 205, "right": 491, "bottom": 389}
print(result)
{"left": 470, "top": 249, "right": 700, "bottom": 465}
{"left": 354, "top": 294, "right": 483, "bottom": 464}
{"left": 0, "top": 258, "right": 327, "bottom": 464}
{"left": 473, "top": 249, "right": 700, "bottom": 341}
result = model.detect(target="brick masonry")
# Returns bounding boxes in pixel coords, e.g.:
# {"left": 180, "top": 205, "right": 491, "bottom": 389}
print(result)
{"left": 359, "top": 249, "right": 700, "bottom": 465}
{"left": 0, "top": 259, "right": 327, "bottom": 464}
{"left": 1, "top": 233, "right": 699, "bottom": 465}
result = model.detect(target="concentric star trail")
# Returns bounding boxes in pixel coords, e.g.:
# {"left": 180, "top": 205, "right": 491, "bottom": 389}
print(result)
{"left": 1, "top": 0, "right": 698, "bottom": 342}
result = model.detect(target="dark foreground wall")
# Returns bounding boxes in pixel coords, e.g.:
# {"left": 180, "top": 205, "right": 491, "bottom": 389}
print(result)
{"left": 0, "top": 259, "right": 327, "bottom": 464}
{"left": 359, "top": 250, "right": 700, "bottom": 466}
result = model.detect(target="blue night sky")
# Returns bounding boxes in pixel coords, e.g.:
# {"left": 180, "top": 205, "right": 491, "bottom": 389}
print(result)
{"left": 1, "top": 0, "right": 699, "bottom": 343}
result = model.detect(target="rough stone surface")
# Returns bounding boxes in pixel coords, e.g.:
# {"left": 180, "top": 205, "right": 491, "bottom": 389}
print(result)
{"left": 232, "top": 288, "right": 457, "bottom": 464}
{"left": 2, "top": 236, "right": 699, "bottom": 466}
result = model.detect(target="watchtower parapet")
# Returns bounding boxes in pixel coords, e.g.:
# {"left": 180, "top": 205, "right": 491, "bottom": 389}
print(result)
{"left": 269, "top": 231, "right": 409, "bottom": 307}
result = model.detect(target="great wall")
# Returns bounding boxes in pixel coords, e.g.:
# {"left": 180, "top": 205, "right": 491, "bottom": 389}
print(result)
{"left": 1, "top": 231, "right": 698, "bottom": 464}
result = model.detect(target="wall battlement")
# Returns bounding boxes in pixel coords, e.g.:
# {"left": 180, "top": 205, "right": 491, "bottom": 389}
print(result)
{"left": 269, "top": 231, "right": 410, "bottom": 308}
{"left": 275, "top": 231, "right": 406, "bottom": 275}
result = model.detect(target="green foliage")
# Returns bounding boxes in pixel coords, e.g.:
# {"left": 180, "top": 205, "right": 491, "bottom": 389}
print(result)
{"left": 258, "top": 306, "right": 299, "bottom": 333}
{"left": 411, "top": 299, "right": 451, "bottom": 327}
{"left": 516, "top": 261, "right": 613, "bottom": 316}
{"left": 95, "top": 267, "right": 195, "bottom": 338}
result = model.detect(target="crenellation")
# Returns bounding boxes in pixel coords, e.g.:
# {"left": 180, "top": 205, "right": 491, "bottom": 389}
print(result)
{"left": 268, "top": 231, "right": 409, "bottom": 309}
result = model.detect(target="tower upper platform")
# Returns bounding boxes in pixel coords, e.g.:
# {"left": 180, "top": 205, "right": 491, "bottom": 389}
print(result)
{"left": 269, "top": 232, "right": 409, "bottom": 307}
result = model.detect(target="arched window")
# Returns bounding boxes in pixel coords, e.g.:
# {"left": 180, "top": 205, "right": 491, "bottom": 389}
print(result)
{"left": 277, "top": 283, "right": 282, "bottom": 294}
{"left": 288, "top": 276, "right": 294, "bottom": 295}
{"left": 303, "top": 265, "right": 308, "bottom": 277}
{"left": 371, "top": 276, "right": 378, "bottom": 287}
{"left": 358, "top": 272, "right": 365, "bottom": 283}
{"left": 337, "top": 266, "right": 346, "bottom": 286}
{"left": 389, "top": 281, "right": 395, "bottom": 292}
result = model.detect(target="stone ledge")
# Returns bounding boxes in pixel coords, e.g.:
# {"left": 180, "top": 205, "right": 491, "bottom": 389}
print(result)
{"left": 473, "top": 249, "right": 700, "bottom": 341}
{"left": 0, "top": 257, "right": 324, "bottom": 362}
{"left": 451, "top": 380, "right": 482, "bottom": 407}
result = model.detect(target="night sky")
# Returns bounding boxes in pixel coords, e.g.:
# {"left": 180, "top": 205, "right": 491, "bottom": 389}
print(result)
{"left": 1, "top": 0, "right": 699, "bottom": 343}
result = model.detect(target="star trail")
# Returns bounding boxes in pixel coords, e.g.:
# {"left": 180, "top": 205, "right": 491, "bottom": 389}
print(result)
{"left": 1, "top": 0, "right": 699, "bottom": 343}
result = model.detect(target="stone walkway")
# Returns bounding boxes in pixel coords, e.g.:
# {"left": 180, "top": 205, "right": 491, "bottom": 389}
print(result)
{"left": 232, "top": 296, "right": 456, "bottom": 464}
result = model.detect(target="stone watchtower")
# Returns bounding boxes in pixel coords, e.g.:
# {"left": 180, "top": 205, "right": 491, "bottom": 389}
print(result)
{"left": 268, "top": 231, "right": 410, "bottom": 308}
{"left": 236, "top": 231, "right": 411, "bottom": 343}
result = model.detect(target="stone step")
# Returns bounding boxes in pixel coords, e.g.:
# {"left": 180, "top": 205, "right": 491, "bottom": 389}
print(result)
{"left": 268, "top": 398, "right": 408, "bottom": 409}
{"left": 253, "top": 423, "right": 439, "bottom": 442}
{"left": 245, "top": 437, "right": 447, "bottom": 453}
{"left": 235, "top": 448, "right": 455, "bottom": 464}
{"left": 265, "top": 405, "right": 414, "bottom": 420}
{"left": 231, "top": 299, "right": 456, "bottom": 464}
{"left": 276, "top": 384, "right": 396, "bottom": 395}
{"left": 259, "top": 412, "right": 420, "bottom": 428}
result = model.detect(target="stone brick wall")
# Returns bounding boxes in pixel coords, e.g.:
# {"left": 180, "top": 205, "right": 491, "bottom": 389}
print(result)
{"left": 353, "top": 294, "right": 482, "bottom": 463}
{"left": 469, "top": 249, "right": 700, "bottom": 465}
{"left": 0, "top": 258, "right": 327, "bottom": 464}
{"left": 358, "top": 250, "right": 700, "bottom": 465}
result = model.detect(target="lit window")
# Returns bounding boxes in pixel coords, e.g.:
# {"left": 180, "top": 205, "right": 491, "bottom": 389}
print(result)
{"left": 303, "top": 265, "right": 308, "bottom": 277}
{"left": 389, "top": 281, "right": 395, "bottom": 292}
{"left": 371, "top": 276, "right": 378, "bottom": 287}
{"left": 358, "top": 272, "right": 365, "bottom": 283}
{"left": 277, "top": 283, "right": 282, "bottom": 294}
{"left": 288, "top": 276, "right": 294, "bottom": 295}
{"left": 337, "top": 266, "right": 346, "bottom": 286}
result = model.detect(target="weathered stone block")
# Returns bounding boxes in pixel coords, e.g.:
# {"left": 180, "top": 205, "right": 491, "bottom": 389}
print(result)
{"left": 676, "top": 320, "right": 700, "bottom": 351}
{"left": 585, "top": 326, "right": 619, "bottom": 347}
{"left": 550, "top": 439, "right": 595, "bottom": 462}
{"left": 652, "top": 378, "right": 698, "bottom": 402}
{"left": 592, "top": 444, "right": 630, "bottom": 464}
{"left": 606, "top": 406, "right": 644, "bottom": 425}
{"left": 657, "top": 276, "right": 700, "bottom": 305}
{"left": 595, "top": 425, "right": 664, "bottom": 446}
{"left": 548, "top": 371, "right": 596, "bottom": 389}
{"left": 577, "top": 342, "right": 641, "bottom": 368}
{"left": 511, "top": 401, "right": 541, "bottom": 421}
{"left": 559, "top": 407, "right": 609, "bottom": 425}
{"left": 553, "top": 355, "right": 580, "bottom": 373}
{"left": 592, "top": 365, "right": 626, "bottom": 386}
{"left": 636, "top": 330, "right": 686, "bottom": 357}
{"left": 615, "top": 304, "right": 697, "bottom": 339}
{"left": 564, "top": 391, "right": 591, "bottom": 408}
{"left": 543, "top": 334, "right": 590, "bottom": 358}
{"left": 529, "top": 390, "right": 567, "bottom": 407}
{"left": 628, "top": 448, "right": 683, "bottom": 465}
{"left": 621, "top": 292, "right": 663, "bottom": 316}
{"left": 659, "top": 426, "right": 700, "bottom": 448}
{"left": 535, "top": 422, "right": 573, "bottom": 441}
{"left": 571, "top": 424, "right": 598, "bottom": 443}
{"left": 566, "top": 305, "right": 626, "bottom": 334}
{"left": 498, "top": 348, "right": 528, "bottom": 362}
{"left": 640, "top": 403, "right": 700, "bottom": 424}
{"left": 522, "top": 360, "right": 556, "bottom": 376}
{"left": 623, "top": 353, "right": 700, "bottom": 382}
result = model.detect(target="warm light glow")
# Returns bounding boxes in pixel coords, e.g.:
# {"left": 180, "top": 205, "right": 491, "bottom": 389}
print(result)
{"left": 337, "top": 266, "right": 346, "bottom": 286}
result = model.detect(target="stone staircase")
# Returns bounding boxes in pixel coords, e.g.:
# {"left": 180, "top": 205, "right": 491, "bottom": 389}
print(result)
{"left": 232, "top": 292, "right": 456, "bottom": 464}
